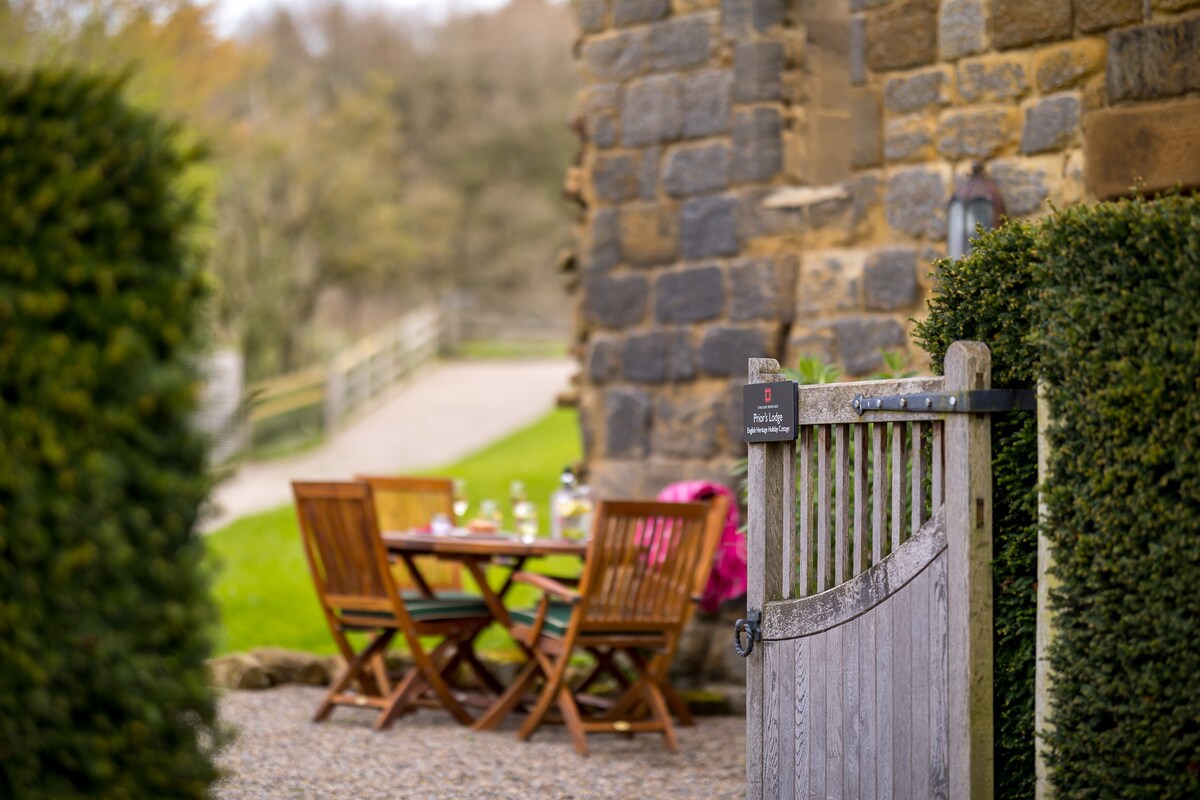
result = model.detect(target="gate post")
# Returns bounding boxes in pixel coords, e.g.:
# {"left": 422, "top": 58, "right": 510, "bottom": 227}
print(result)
{"left": 745, "top": 358, "right": 796, "bottom": 799}
{"left": 944, "top": 341, "right": 995, "bottom": 799}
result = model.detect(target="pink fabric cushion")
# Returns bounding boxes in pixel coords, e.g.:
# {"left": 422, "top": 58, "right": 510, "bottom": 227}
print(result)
{"left": 656, "top": 480, "right": 746, "bottom": 612}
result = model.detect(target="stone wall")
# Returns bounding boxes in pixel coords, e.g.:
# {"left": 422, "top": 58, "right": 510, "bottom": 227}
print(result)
{"left": 568, "top": 0, "right": 1200, "bottom": 499}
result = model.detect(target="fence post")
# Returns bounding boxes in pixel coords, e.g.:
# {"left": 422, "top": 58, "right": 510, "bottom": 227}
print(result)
{"left": 745, "top": 357, "right": 796, "bottom": 799}
{"left": 944, "top": 341, "right": 995, "bottom": 800}
{"left": 1035, "top": 381, "right": 1058, "bottom": 799}
{"left": 324, "top": 356, "right": 345, "bottom": 434}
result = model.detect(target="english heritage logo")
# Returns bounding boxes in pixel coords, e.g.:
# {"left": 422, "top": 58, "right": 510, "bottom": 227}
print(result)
{"left": 763, "top": 387, "right": 772, "bottom": 403}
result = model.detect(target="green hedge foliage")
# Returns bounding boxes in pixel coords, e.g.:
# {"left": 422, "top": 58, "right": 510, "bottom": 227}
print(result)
{"left": 0, "top": 69, "right": 218, "bottom": 798}
{"left": 1036, "top": 195, "right": 1200, "bottom": 799}
{"left": 914, "top": 220, "right": 1041, "bottom": 800}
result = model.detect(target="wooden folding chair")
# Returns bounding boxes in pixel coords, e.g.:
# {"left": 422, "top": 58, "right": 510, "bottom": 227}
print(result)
{"left": 357, "top": 475, "right": 463, "bottom": 598}
{"left": 474, "top": 496, "right": 728, "bottom": 755}
{"left": 292, "top": 481, "right": 495, "bottom": 730}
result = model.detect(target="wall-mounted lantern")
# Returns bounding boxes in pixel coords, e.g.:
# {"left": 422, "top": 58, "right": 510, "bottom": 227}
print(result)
{"left": 947, "top": 162, "right": 1006, "bottom": 259}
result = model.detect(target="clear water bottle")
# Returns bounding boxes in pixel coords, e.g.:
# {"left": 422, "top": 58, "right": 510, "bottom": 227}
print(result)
{"left": 553, "top": 467, "right": 594, "bottom": 542}
{"left": 511, "top": 480, "right": 538, "bottom": 542}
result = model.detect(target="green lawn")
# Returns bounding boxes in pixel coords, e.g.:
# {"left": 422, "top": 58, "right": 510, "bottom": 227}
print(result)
{"left": 205, "top": 408, "right": 583, "bottom": 656}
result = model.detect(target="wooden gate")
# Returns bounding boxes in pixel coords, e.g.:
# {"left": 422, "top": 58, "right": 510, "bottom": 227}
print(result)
{"left": 743, "top": 341, "right": 995, "bottom": 800}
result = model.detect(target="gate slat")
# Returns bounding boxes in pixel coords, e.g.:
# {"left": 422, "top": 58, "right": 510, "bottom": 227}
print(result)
{"left": 912, "top": 421, "right": 927, "bottom": 532}
{"left": 930, "top": 552, "right": 950, "bottom": 798}
{"left": 891, "top": 575, "right": 913, "bottom": 800}
{"left": 854, "top": 425, "right": 868, "bottom": 576}
{"left": 817, "top": 425, "right": 832, "bottom": 592}
{"left": 876, "top": 590, "right": 894, "bottom": 800}
{"left": 835, "top": 424, "right": 850, "bottom": 585}
{"left": 799, "top": 426, "right": 813, "bottom": 597}
{"left": 795, "top": 637, "right": 809, "bottom": 800}
{"left": 844, "top": 614, "right": 861, "bottom": 800}
{"left": 826, "top": 624, "right": 844, "bottom": 799}
{"left": 810, "top": 631, "right": 826, "bottom": 800}
{"left": 765, "top": 642, "right": 796, "bottom": 800}
{"left": 891, "top": 423, "right": 907, "bottom": 552}
{"left": 932, "top": 422, "right": 944, "bottom": 512}
{"left": 911, "top": 566, "right": 932, "bottom": 800}
{"left": 872, "top": 423, "right": 887, "bottom": 565}
{"left": 860, "top": 606, "right": 878, "bottom": 800}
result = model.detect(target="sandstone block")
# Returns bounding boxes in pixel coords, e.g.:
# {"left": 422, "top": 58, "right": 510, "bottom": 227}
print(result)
{"left": 937, "top": 107, "right": 1018, "bottom": 159}
{"left": 832, "top": 316, "right": 908, "bottom": 376}
{"left": 592, "top": 153, "right": 641, "bottom": 203}
{"left": 885, "top": 166, "right": 947, "bottom": 239}
{"left": 584, "top": 208, "right": 621, "bottom": 273}
{"left": 652, "top": 394, "right": 720, "bottom": 458}
{"left": 582, "top": 30, "right": 647, "bottom": 81}
{"left": 615, "top": 0, "right": 670, "bottom": 26}
{"left": 850, "top": 88, "right": 883, "bottom": 169}
{"left": 734, "top": 40, "right": 785, "bottom": 102}
{"left": 736, "top": 188, "right": 807, "bottom": 239}
{"left": 583, "top": 84, "right": 621, "bottom": 149}
{"left": 208, "top": 653, "right": 270, "bottom": 690}
{"left": 852, "top": 0, "right": 893, "bottom": 8}
{"left": 732, "top": 107, "right": 783, "bottom": 183}
{"left": 655, "top": 264, "right": 726, "bottom": 323}
{"left": 850, "top": 14, "right": 867, "bottom": 85}
{"left": 1152, "top": 0, "right": 1200, "bottom": 9}
{"left": 579, "top": 0, "right": 607, "bottom": 33}
{"left": 939, "top": 0, "right": 987, "bottom": 60}
{"left": 622, "top": 74, "right": 682, "bottom": 146}
{"left": 618, "top": 203, "right": 680, "bottom": 265}
{"left": 682, "top": 69, "right": 733, "bottom": 139}
{"left": 588, "top": 336, "right": 622, "bottom": 384}
{"left": 993, "top": 0, "right": 1071, "bottom": 50}
{"left": 1085, "top": 98, "right": 1200, "bottom": 199}
{"left": 663, "top": 142, "right": 732, "bottom": 197}
{"left": 989, "top": 158, "right": 1053, "bottom": 215}
{"left": 649, "top": 13, "right": 716, "bottom": 72}
{"left": 585, "top": 274, "right": 648, "bottom": 328}
{"left": 867, "top": 0, "right": 938, "bottom": 72}
{"left": 1107, "top": 16, "right": 1200, "bottom": 103}
{"left": 681, "top": 196, "right": 739, "bottom": 259}
{"left": 884, "top": 67, "right": 952, "bottom": 114}
{"left": 730, "top": 257, "right": 793, "bottom": 322}
{"left": 721, "top": 0, "right": 785, "bottom": 40}
{"left": 622, "top": 329, "right": 696, "bottom": 382}
{"left": 864, "top": 248, "right": 919, "bottom": 311}
{"left": 1034, "top": 39, "right": 1107, "bottom": 93}
{"left": 1077, "top": 0, "right": 1141, "bottom": 33}
{"left": 796, "top": 250, "right": 865, "bottom": 318}
{"left": 957, "top": 55, "right": 1031, "bottom": 103}
{"left": 605, "top": 388, "right": 652, "bottom": 457}
{"left": 884, "top": 115, "right": 935, "bottom": 163}
{"left": 699, "top": 326, "right": 769, "bottom": 376}
{"left": 1021, "top": 93, "right": 1081, "bottom": 154}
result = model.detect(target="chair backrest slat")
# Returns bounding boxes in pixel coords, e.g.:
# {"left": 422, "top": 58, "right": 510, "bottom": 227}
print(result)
{"left": 358, "top": 475, "right": 460, "bottom": 592}
{"left": 577, "top": 498, "right": 727, "bottom": 630}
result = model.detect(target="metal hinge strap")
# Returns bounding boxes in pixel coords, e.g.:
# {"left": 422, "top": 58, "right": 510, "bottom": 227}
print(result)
{"left": 852, "top": 388, "right": 1036, "bottom": 416}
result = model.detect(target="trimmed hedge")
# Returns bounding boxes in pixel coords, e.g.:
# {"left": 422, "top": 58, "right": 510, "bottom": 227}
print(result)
{"left": 1037, "top": 195, "right": 1200, "bottom": 798}
{"left": 914, "top": 220, "right": 1041, "bottom": 800}
{"left": 0, "top": 70, "right": 218, "bottom": 797}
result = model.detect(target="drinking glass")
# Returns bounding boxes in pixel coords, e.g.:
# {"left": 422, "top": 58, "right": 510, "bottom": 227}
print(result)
{"left": 453, "top": 479, "right": 469, "bottom": 520}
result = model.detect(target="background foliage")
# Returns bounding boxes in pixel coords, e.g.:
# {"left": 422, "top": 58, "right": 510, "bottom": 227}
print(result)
{"left": 1035, "top": 195, "right": 1200, "bottom": 799}
{"left": 0, "top": 69, "right": 218, "bottom": 798}
{"left": 914, "top": 221, "right": 1041, "bottom": 800}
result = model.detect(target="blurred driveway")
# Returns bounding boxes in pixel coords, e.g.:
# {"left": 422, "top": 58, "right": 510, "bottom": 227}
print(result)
{"left": 203, "top": 358, "right": 575, "bottom": 532}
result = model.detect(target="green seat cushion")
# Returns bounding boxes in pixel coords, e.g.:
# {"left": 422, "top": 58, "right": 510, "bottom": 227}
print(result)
{"left": 338, "top": 595, "right": 490, "bottom": 625}
{"left": 401, "top": 590, "right": 477, "bottom": 603}
{"left": 509, "top": 600, "right": 576, "bottom": 637}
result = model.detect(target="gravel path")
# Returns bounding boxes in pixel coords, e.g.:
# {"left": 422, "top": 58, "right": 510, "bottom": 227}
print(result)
{"left": 215, "top": 686, "right": 745, "bottom": 800}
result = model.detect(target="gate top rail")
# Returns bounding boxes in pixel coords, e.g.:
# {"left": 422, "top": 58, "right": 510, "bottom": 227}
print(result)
{"left": 799, "top": 375, "right": 944, "bottom": 425}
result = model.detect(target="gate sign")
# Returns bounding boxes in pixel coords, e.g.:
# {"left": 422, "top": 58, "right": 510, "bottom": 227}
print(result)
{"left": 742, "top": 381, "right": 798, "bottom": 443}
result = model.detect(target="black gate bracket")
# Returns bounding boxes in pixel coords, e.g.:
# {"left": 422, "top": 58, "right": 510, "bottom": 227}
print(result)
{"left": 852, "top": 389, "right": 1036, "bottom": 416}
{"left": 734, "top": 611, "right": 761, "bottom": 658}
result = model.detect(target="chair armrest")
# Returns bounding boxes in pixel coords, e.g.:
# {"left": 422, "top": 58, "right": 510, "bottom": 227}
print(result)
{"left": 690, "top": 593, "right": 704, "bottom": 605}
{"left": 513, "top": 571, "right": 581, "bottom": 604}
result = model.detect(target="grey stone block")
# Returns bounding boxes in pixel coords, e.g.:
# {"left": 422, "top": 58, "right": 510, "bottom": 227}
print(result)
{"left": 582, "top": 30, "right": 647, "bottom": 81}
{"left": 583, "top": 208, "right": 620, "bottom": 273}
{"left": 992, "top": 0, "right": 1071, "bottom": 49}
{"left": 699, "top": 326, "right": 769, "bottom": 376}
{"left": 737, "top": 188, "right": 807, "bottom": 239}
{"left": 682, "top": 70, "right": 733, "bottom": 139}
{"left": 1021, "top": 93, "right": 1081, "bottom": 154}
{"left": 957, "top": 58, "right": 1030, "bottom": 103}
{"left": 850, "top": 15, "right": 867, "bottom": 86}
{"left": 605, "top": 388, "right": 651, "bottom": 458}
{"left": 990, "top": 160, "right": 1051, "bottom": 216}
{"left": 937, "top": 108, "right": 1013, "bottom": 159}
{"left": 640, "top": 147, "right": 660, "bottom": 200}
{"left": 593, "top": 153, "right": 640, "bottom": 203}
{"left": 614, "top": 0, "right": 669, "bottom": 27}
{"left": 663, "top": 142, "right": 732, "bottom": 197}
{"left": 622, "top": 74, "right": 683, "bottom": 147}
{"left": 885, "top": 167, "right": 947, "bottom": 239}
{"left": 732, "top": 108, "right": 783, "bottom": 184}
{"left": 622, "top": 330, "right": 696, "bottom": 382}
{"left": 832, "top": 317, "right": 907, "bottom": 376}
{"left": 583, "top": 84, "right": 620, "bottom": 149}
{"left": 851, "top": 88, "right": 883, "bottom": 168}
{"left": 864, "top": 248, "right": 919, "bottom": 311}
{"left": 1107, "top": 16, "right": 1200, "bottom": 103}
{"left": 652, "top": 395, "right": 719, "bottom": 459}
{"left": 938, "top": 0, "right": 986, "bottom": 60}
{"left": 730, "top": 258, "right": 790, "bottom": 322}
{"left": 578, "top": 0, "right": 607, "bottom": 34}
{"left": 734, "top": 41, "right": 784, "bottom": 102}
{"left": 648, "top": 14, "right": 715, "bottom": 73}
{"left": 884, "top": 116, "right": 933, "bottom": 162}
{"left": 884, "top": 69, "right": 950, "bottom": 114}
{"left": 584, "top": 274, "right": 648, "bottom": 329}
{"left": 721, "top": 0, "right": 785, "bottom": 40}
{"left": 867, "top": 0, "right": 938, "bottom": 71}
{"left": 681, "top": 196, "right": 739, "bottom": 260}
{"left": 588, "top": 337, "right": 621, "bottom": 384}
{"left": 655, "top": 265, "right": 725, "bottom": 323}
